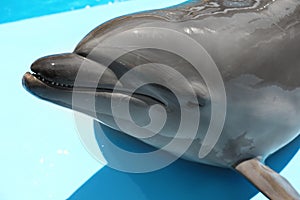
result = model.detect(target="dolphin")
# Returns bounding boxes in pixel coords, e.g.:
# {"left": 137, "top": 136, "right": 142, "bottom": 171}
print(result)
{"left": 22, "top": 0, "right": 300, "bottom": 199}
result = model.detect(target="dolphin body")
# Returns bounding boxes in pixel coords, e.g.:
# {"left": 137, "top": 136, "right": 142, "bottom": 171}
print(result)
{"left": 23, "top": 0, "right": 300, "bottom": 199}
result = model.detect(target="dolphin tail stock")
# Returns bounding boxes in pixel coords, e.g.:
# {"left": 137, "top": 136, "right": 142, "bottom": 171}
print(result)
{"left": 234, "top": 158, "right": 300, "bottom": 200}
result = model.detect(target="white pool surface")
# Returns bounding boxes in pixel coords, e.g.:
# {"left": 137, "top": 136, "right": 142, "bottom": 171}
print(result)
{"left": 0, "top": 0, "right": 299, "bottom": 199}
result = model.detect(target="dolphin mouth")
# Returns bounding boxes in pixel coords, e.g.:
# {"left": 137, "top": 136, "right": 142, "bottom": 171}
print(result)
{"left": 22, "top": 70, "right": 165, "bottom": 107}
{"left": 23, "top": 71, "right": 113, "bottom": 92}
{"left": 25, "top": 71, "right": 73, "bottom": 89}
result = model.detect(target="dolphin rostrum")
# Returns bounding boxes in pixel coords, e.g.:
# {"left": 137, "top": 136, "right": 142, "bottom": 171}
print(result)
{"left": 23, "top": 0, "right": 300, "bottom": 199}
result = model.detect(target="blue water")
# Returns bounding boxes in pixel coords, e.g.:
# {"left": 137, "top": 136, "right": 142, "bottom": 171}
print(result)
{"left": 0, "top": 0, "right": 129, "bottom": 24}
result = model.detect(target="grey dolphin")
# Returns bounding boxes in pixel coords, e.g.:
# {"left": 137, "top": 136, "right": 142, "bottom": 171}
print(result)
{"left": 23, "top": 0, "right": 300, "bottom": 199}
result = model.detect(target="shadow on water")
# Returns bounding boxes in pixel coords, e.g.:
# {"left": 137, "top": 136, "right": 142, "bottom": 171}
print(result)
{"left": 68, "top": 121, "right": 300, "bottom": 200}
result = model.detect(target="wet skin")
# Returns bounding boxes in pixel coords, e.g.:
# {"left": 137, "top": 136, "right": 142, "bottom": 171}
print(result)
{"left": 23, "top": 0, "right": 300, "bottom": 168}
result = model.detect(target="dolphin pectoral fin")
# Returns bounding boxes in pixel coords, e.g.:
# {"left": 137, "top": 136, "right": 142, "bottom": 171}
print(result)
{"left": 235, "top": 158, "right": 300, "bottom": 200}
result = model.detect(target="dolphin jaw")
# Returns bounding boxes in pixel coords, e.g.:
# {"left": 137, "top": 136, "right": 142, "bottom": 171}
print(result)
{"left": 22, "top": 71, "right": 166, "bottom": 109}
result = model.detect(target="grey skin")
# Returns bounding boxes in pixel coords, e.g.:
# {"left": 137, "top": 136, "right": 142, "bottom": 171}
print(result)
{"left": 23, "top": 0, "right": 300, "bottom": 199}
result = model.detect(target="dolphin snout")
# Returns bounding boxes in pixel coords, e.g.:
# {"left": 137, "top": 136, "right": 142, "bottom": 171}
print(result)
{"left": 30, "top": 53, "right": 120, "bottom": 89}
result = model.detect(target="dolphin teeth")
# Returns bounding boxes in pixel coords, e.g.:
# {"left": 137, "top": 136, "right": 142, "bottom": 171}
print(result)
{"left": 32, "top": 72, "right": 74, "bottom": 88}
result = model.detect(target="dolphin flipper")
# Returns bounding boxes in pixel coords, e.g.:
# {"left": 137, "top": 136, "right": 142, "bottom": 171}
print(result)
{"left": 235, "top": 158, "right": 300, "bottom": 200}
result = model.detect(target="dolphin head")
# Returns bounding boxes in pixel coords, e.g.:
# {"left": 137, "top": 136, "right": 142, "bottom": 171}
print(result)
{"left": 22, "top": 47, "right": 209, "bottom": 139}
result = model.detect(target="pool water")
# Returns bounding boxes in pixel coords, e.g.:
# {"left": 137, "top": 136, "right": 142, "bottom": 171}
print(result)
{"left": 0, "top": 0, "right": 130, "bottom": 24}
{"left": 0, "top": 0, "right": 299, "bottom": 199}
